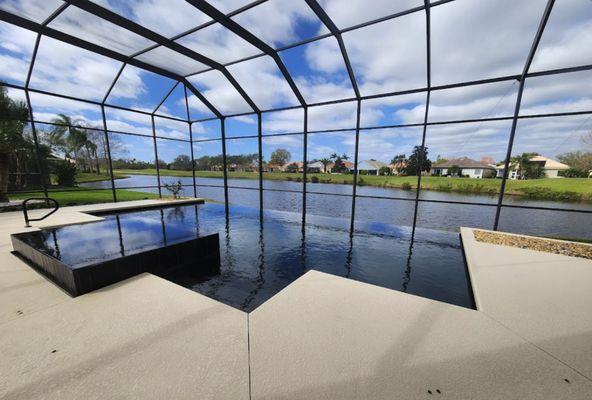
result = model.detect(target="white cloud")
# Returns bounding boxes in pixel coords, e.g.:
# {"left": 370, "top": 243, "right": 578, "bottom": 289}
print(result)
{"left": 228, "top": 55, "right": 300, "bottom": 109}
{"left": 29, "top": 36, "right": 123, "bottom": 101}
{"left": 0, "top": 22, "right": 36, "bottom": 84}
{"left": 91, "top": 0, "right": 211, "bottom": 38}
{"left": 530, "top": 0, "right": 592, "bottom": 71}
{"left": 341, "top": 11, "right": 427, "bottom": 96}
{"left": 430, "top": 0, "right": 547, "bottom": 85}
{"left": 177, "top": 23, "right": 260, "bottom": 65}
{"left": 48, "top": 6, "right": 154, "bottom": 56}
{"left": 262, "top": 108, "right": 304, "bottom": 134}
{"left": 231, "top": 0, "right": 319, "bottom": 48}
{"left": 0, "top": 0, "right": 63, "bottom": 23}
{"left": 319, "top": 0, "right": 422, "bottom": 29}
{"left": 188, "top": 69, "right": 253, "bottom": 114}
{"left": 262, "top": 134, "right": 303, "bottom": 151}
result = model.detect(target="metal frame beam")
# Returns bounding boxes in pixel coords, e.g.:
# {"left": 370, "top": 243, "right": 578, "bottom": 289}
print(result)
{"left": 185, "top": 0, "right": 306, "bottom": 107}
{"left": 304, "top": 0, "right": 362, "bottom": 235}
{"left": 0, "top": 9, "right": 221, "bottom": 119}
{"left": 64, "top": 0, "right": 259, "bottom": 113}
{"left": 493, "top": 0, "right": 556, "bottom": 230}
{"left": 184, "top": 85, "right": 198, "bottom": 198}
{"left": 412, "top": 1, "right": 432, "bottom": 231}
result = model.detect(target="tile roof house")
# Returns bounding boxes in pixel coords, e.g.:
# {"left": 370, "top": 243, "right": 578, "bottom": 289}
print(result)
{"left": 326, "top": 161, "right": 354, "bottom": 173}
{"left": 495, "top": 155, "right": 570, "bottom": 179}
{"left": 306, "top": 161, "right": 325, "bottom": 173}
{"left": 357, "top": 160, "right": 388, "bottom": 175}
{"left": 389, "top": 160, "right": 408, "bottom": 175}
{"left": 431, "top": 157, "right": 497, "bottom": 178}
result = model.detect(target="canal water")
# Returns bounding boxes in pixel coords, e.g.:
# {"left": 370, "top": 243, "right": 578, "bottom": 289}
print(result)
{"left": 83, "top": 174, "right": 592, "bottom": 240}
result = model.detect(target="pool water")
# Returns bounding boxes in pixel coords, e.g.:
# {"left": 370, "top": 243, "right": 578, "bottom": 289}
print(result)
{"left": 169, "top": 203, "right": 473, "bottom": 311}
{"left": 24, "top": 203, "right": 474, "bottom": 311}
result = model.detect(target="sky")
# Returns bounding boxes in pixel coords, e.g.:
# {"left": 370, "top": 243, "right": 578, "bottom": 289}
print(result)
{"left": 0, "top": 0, "right": 591, "bottom": 164}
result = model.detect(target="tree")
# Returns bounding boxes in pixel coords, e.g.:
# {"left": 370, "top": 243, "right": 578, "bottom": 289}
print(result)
{"left": 390, "top": 154, "right": 407, "bottom": 175}
{"left": 47, "top": 115, "right": 102, "bottom": 174}
{"left": 448, "top": 165, "right": 462, "bottom": 177}
{"left": 379, "top": 166, "right": 391, "bottom": 176}
{"left": 170, "top": 154, "right": 192, "bottom": 171}
{"left": 510, "top": 152, "right": 539, "bottom": 179}
{"left": 0, "top": 85, "right": 30, "bottom": 201}
{"left": 156, "top": 159, "right": 168, "bottom": 169}
{"left": 523, "top": 163, "right": 545, "bottom": 179}
{"left": 319, "top": 157, "right": 331, "bottom": 173}
{"left": 270, "top": 148, "right": 291, "bottom": 165}
{"left": 330, "top": 153, "right": 350, "bottom": 173}
{"left": 286, "top": 163, "right": 299, "bottom": 173}
{"left": 557, "top": 151, "right": 592, "bottom": 173}
{"left": 405, "top": 146, "right": 432, "bottom": 176}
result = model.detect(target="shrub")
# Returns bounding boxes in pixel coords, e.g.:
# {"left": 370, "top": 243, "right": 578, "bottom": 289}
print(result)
{"left": 436, "top": 182, "right": 452, "bottom": 192}
{"left": 559, "top": 168, "right": 589, "bottom": 178}
{"left": 311, "top": 176, "right": 319, "bottom": 183}
{"left": 401, "top": 182, "right": 412, "bottom": 190}
{"left": 51, "top": 160, "right": 77, "bottom": 186}
{"left": 296, "top": 177, "right": 302, "bottom": 182}
{"left": 520, "top": 187, "right": 581, "bottom": 202}
{"left": 286, "top": 176, "right": 292, "bottom": 181}
{"left": 379, "top": 166, "right": 391, "bottom": 176}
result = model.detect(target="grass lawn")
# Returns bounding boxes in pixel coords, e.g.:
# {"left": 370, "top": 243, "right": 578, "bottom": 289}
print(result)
{"left": 114, "top": 168, "right": 592, "bottom": 202}
{"left": 74, "top": 171, "right": 128, "bottom": 183}
{"left": 46, "top": 172, "right": 129, "bottom": 185}
{"left": 9, "top": 187, "right": 160, "bottom": 207}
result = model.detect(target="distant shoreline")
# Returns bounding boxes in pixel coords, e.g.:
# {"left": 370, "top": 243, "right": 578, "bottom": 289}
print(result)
{"left": 103, "top": 169, "right": 592, "bottom": 203}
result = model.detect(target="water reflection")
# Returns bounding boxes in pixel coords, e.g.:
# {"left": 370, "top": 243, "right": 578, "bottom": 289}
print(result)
{"left": 175, "top": 204, "right": 472, "bottom": 312}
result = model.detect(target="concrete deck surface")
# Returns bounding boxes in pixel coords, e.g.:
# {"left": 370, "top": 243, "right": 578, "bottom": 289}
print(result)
{"left": 0, "top": 274, "right": 249, "bottom": 400}
{"left": 462, "top": 228, "right": 592, "bottom": 382}
{"left": 249, "top": 270, "right": 591, "bottom": 400}
{"left": 1, "top": 201, "right": 591, "bottom": 399}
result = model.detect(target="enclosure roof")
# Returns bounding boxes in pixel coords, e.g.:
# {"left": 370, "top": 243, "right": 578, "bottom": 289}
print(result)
{"left": 0, "top": 0, "right": 591, "bottom": 127}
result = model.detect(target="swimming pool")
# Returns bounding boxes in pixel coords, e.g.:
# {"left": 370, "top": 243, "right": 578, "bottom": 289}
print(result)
{"left": 15, "top": 202, "right": 474, "bottom": 311}
{"left": 159, "top": 203, "right": 473, "bottom": 311}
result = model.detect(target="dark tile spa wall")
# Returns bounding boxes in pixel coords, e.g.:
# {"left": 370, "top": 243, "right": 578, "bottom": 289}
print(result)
{"left": 11, "top": 232, "right": 220, "bottom": 296}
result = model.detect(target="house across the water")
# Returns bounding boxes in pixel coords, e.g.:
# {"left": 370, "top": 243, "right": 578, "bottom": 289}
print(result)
{"left": 357, "top": 160, "right": 388, "bottom": 175}
{"left": 431, "top": 157, "right": 497, "bottom": 178}
{"left": 495, "top": 155, "right": 570, "bottom": 179}
{"left": 306, "top": 161, "right": 325, "bottom": 173}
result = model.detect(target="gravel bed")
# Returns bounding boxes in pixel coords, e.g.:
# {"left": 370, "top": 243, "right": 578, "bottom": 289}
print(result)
{"left": 473, "top": 230, "right": 592, "bottom": 260}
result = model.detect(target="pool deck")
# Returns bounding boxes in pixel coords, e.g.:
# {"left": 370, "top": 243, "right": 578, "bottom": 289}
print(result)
{"left": 461, "top": 227, "right": 592, "bottom": 381}
{"left": 0, "top": 200, "right": 591, "bottom": 399}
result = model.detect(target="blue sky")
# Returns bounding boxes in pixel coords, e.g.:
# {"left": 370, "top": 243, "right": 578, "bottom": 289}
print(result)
{"left": 0, "top": 0, "right": 591, "bottom": 165}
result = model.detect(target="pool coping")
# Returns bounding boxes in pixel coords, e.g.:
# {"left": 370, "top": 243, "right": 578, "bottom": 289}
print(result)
{"left": 460, "top": 226, "right": 592, "bottom": 381}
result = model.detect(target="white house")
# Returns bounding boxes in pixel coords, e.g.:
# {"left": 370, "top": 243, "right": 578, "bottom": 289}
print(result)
{"left": 357, "top": 160, "right": 388, "bottom": 175}
{"left": 496, "top": 155, "right": 570, "bottom": 179}
{"left": 529, "top": 155, "right": 570, "bottom": 178}
{"left": 431, "top": 157, "right": 497, "bottom": 178}
{"left": 306, "top": 161, "right": 325, "bottom": 173}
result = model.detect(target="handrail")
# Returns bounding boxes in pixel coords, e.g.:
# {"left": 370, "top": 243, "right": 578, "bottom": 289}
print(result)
{"left": 22, "top": 197, "right": 59, "bottom": 227}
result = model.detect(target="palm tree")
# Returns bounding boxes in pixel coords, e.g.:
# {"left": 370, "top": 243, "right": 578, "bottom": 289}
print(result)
{"left": 510, "top": 152, "right": 538, "bottom": 180}
{"left": 319, "top": 157, "right": 331, "bottom": 173}
{"left": 0, "top": 86, "right": 29, "bottom": 201}
{"left": 49, "top": 114, "right": 97, "bottom": 172}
